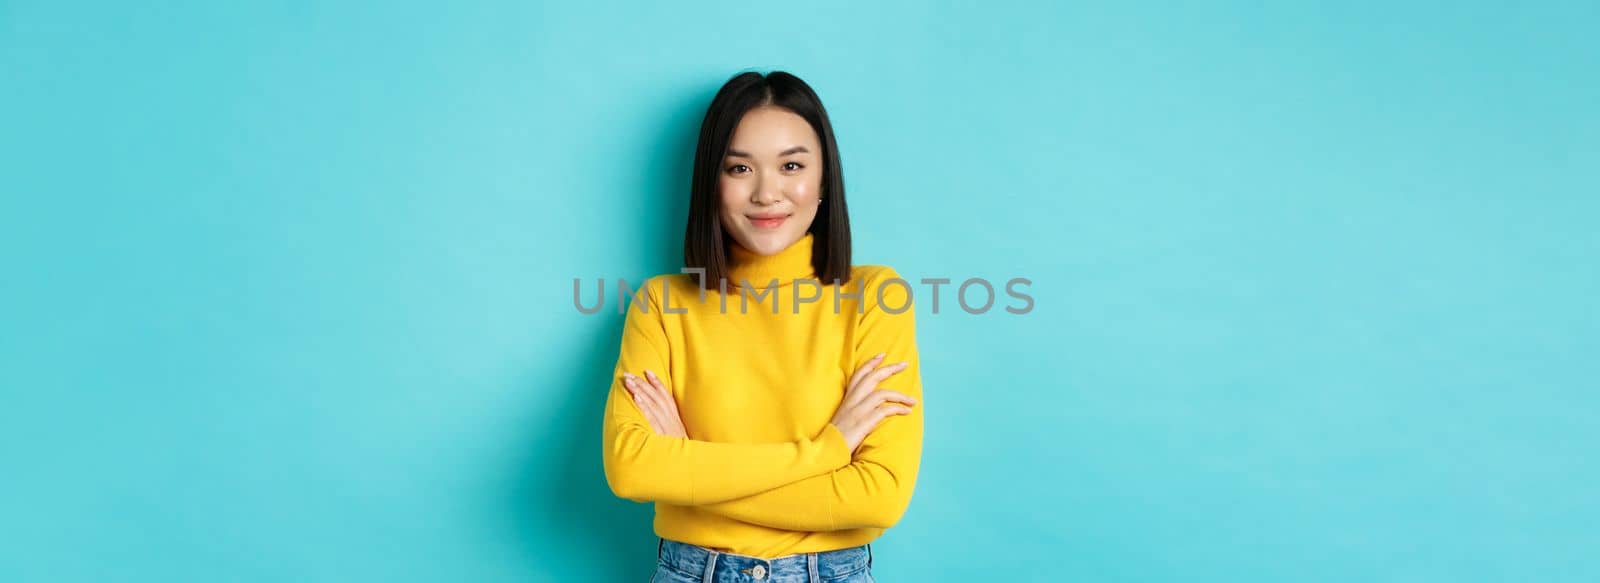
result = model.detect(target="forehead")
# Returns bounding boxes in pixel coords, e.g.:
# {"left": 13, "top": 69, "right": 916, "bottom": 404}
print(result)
{"left": 727, "top": 107, "right": 820, "bottom": 154}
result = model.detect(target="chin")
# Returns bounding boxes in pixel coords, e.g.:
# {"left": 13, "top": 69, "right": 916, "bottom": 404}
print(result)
{"left": 737, "top": 230, "right": 795, "bottom": 255}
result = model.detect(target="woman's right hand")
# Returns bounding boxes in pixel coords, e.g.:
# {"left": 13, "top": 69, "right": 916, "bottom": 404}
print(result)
{"left": 830, "top": 353, "right": 918, "bottom": 453}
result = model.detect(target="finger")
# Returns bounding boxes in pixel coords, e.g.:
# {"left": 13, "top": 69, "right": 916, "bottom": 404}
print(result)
{"left": 622, "top": 375, "right": 643, "bottom": 401}
{"left": 848, "top": 353, "right": 886, "bottom": 391}
{"left": 872, "top": 389, "right": 919, "bottom": 407}
{"left": 849, "top": 361, "right": 909, "bottom": 405}
{"left": 638, "top": 396, "right": 669, "bottom": 434}
{"left": 646, "top": 384, "right": 678, "bottom": 426}
{"left": 648, "top": 383, "right": 685, "bottom": 437}
{"left": 626, "top": 375, "right": 661, "bottom": 416}
{"left": 643, "top": 370, "right": 678, "bottom": 414}
{"left": 640, "top": 379, "right": 668, "bottom": 417}
{"left": 866, "top": 404, "right": 914, "bottom": 428}
{"left": 645, "top": 383, "right": 680, "bottom": 427}
{"left": 868, "top": 361, "right": 910, "bottom": 384}
{"left": 636, "top": 399, "right": 661, "bottom": 430}
{"left": 622, "top": 375, "right": 648, "bottom": 409}
{"left": 636, "top": 376, "right": 678, "bottom": 434}
{"left": 626, "top": 378, "right": 664, "bottom": 430}
{"left": 636, "top": 377, "right": 681, "bottom": 435}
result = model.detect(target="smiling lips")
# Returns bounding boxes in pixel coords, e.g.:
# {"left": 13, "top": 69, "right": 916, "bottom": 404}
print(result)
{"left": 748, "top": 214, "right": 789, "bottom": 230}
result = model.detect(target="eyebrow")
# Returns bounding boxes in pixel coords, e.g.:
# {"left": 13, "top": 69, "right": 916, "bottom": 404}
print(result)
{"left": 726, "top": 146, "right": 811, "bottom": 158}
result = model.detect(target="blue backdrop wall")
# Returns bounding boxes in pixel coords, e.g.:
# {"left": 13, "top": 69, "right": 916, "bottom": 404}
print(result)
{"left": 3, "top": 1, "right": 1596, "bottom": 581}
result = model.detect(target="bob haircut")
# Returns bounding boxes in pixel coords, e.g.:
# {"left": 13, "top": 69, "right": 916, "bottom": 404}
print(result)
{"left": 683, "top": 70, "right": 852, "bottom": 291}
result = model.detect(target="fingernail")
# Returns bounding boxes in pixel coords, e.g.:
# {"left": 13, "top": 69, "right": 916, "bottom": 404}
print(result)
{"left": 645, "top": 370, "right": 657, "bottom": 380}
{"left": 898, "top": 361, "right": 909, "bottom": 367}
{"left": 874, "top": 353, "right": 885, "bottom": 360}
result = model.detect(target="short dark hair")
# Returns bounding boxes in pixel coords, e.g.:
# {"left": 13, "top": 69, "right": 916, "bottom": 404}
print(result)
{"left": 683, "top": 70, "right": 852, "bottom": 290}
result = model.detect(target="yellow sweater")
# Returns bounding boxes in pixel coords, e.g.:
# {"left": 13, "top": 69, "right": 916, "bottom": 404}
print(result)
{"left": 601, "top": 232, "right": 924, "bottom": 559}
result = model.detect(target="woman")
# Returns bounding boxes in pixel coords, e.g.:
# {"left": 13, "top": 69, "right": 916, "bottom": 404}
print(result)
{"left": 602, "top": 70, "right": 924, "bottom": 582}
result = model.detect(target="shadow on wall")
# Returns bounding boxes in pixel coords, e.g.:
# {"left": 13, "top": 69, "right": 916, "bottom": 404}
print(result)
{"left": 504, "top": 79, "right": 711, "bottom": 581}
{"left": 526, "top": 316, "right": 651, "bottom": 580}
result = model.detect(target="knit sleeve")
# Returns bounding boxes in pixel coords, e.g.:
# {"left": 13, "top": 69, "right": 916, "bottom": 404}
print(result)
{"left": 692, "top": 267, "right": 925, "bottom": 530}
{"left": 601, "top": 276, "right": 854, "bottom": 506}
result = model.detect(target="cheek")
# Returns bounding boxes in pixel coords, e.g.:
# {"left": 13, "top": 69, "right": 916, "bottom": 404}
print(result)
{"left": 791, "top": 177, "right": 819, "bottom": 199}
{"left": 717, "top": 181, "right": 740, "bottom": 209}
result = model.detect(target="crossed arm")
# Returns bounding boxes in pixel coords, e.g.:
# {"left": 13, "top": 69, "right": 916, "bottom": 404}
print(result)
{"left": 600, "top": 270, "right": 924, "bottom": 531}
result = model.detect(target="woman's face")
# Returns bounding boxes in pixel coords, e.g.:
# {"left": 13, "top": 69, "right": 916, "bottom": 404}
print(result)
{"left": 717, "top": 106, "right": 824, "bottom": 257}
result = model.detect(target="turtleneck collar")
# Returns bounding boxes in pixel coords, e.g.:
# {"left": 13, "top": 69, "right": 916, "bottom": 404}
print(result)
{"left": 727, "top": 232, "right": 817, "bottom": 286}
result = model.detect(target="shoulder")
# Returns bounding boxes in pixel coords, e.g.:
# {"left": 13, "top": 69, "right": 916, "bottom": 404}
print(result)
{"left": 848, "top": 264, "right": 916, "bottom": 311}
{"left": 616, "top": 274, "right": 701, "bottom": 322}
{"left": 849, "top": 264, "right": 907, "bottom": 286}
{"left": 639, "top": 273, "right": 700, "bottom": 300}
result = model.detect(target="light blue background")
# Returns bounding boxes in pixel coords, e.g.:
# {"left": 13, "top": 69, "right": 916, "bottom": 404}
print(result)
{"left": 3, "top": 1, "right": 1596, "bottom": 581}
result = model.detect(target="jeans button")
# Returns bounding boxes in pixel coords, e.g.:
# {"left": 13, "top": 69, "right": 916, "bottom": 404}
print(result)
{"left": 752, "top": 564, "right": 766, "bottom": 579}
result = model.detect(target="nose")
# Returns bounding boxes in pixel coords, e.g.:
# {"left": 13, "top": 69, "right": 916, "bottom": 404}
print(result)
{"left": 749, "top": 174, "right": 783, "bottom": 205}
{"left": 745, "top": 170, "right": 784, "bottom": 205}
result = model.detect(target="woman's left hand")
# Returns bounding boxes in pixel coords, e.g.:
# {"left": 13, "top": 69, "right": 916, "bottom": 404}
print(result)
{"left": 623, "top": 370, "right": 687, "bottom": 438}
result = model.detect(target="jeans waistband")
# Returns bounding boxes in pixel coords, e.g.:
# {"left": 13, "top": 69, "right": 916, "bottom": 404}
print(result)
{"left": 656, "top": 537, "right": 872, "bottom": 582}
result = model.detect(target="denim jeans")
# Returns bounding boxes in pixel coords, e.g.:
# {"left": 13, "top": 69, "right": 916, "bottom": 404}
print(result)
{"left": 651, "top": 537, "right": 875, "bottom": 583}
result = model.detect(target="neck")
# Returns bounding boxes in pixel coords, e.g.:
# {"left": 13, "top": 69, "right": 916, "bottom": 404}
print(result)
{"left": 727, "top": 233, "right": 817, "bottom": 286}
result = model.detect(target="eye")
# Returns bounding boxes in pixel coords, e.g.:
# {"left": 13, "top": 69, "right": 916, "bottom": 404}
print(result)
{"left": 783, "top": 162, "right": 805, "bottom": 171}
{"left": 726, "top": 164, "right": 750, "bottom": 175}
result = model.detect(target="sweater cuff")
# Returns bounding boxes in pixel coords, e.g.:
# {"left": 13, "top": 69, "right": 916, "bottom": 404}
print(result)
{"left": 818, "top": 423, "right": 852, "bottom": 468}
